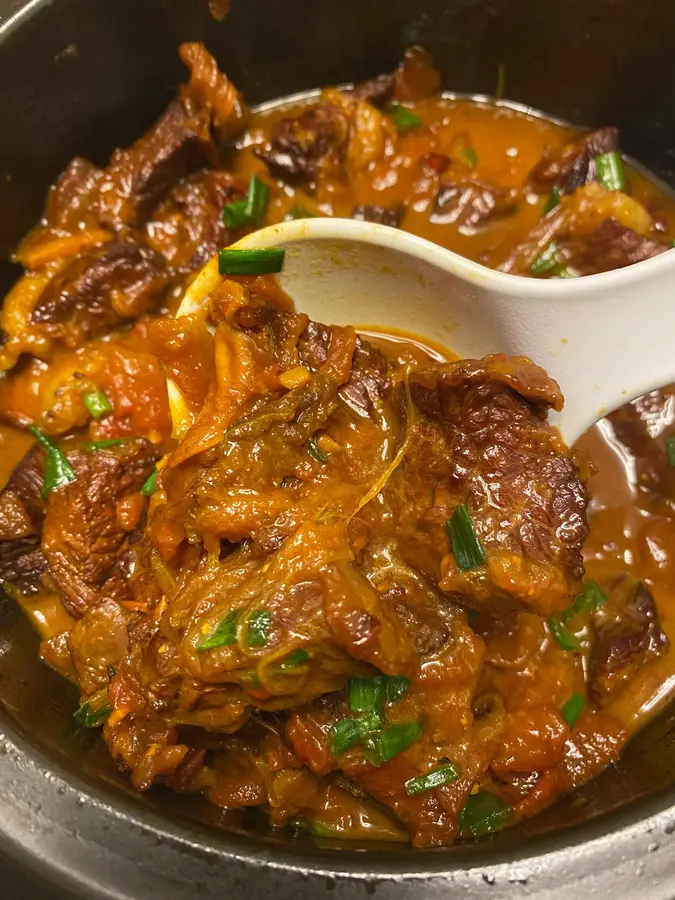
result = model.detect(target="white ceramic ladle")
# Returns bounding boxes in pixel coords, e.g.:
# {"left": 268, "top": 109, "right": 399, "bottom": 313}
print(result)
{"left": 175, "top": 218, "right": 675, "bottom": 445}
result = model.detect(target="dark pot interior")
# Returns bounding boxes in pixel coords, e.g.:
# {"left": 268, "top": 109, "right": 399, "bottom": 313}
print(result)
{"left": 2, "top": 1, "right": 675, "bottom": 897}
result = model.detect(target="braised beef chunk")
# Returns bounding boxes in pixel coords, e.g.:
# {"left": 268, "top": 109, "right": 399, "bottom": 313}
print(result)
{"left": 351, "top": 204, "right": 404, "bottom": 228}
{"left": 0, "top": 539, "right": 46, "bottom": 595}
{"left": 44, "top": 158, "right": 107, "bottom": 233}
{"left": 31, "top": 241, "right": 169, "bottom": 347}
{"left": 592, "top": 579, "right": 668, "bottom": 705}
{"left": 256, "top": 103, "right": 350, "bottom": 184}
{"left": 69, "top": 598, "right": 130, "bottom": 694}
{"left": 41, "top": 440, "right": 157, "bottom": 617}
{"left": 351, "top": 73, "right": 395, "bottom": 106}
{"left": 431, "top": 181, "right": 516, "bottom": 230}
{"left": 145, "top": 170, "right": 246, "bottom": 272}
{"left": 338, "top": 336, "right": 391, "bottom": 416}
{"left": 531, "top": 127, "right": 620, "bottom": 195}
{"left": 557, "top": 218, "right": 668, "bottom": 275}
{"left": 0, "top": 448, "right": 46, "bottom": 594}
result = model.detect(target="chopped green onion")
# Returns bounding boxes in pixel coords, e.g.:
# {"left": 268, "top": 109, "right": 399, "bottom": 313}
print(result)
{"left": 218, "top": 248, "right": 285, "bottom": 275}
{"left": 544, "top": 186, "right": 561, "bottom": 214}
{"left": 467, "top": 609, "right": 480, "bottom": 626}
{"left": 459, "top": 791, "right": 514, "bottom": 837}
{"left": 459, "top": 147, "right": 478, "bottom": 169}
{"left": 405, "top": 761, "right": 460, "bottom": 795}
{"left": 595, "top": 151, "right": 626, "bottom": 192}
{"left": 568, "top": 580, "right": 608, "bottom": 617}
{"left": 361, "top": 720, "right": 422, "bottom": 766}
{"left": 548, "top": 613, "right": 581, "bottom": 651}
{"left": 285, "top": 205, "right": 318, "bottom": 221}
{"left": 384, "top": 675, "right": 411, "bottom": 705}
{"left": 278, "top": 649, "right": 310, "bottom": 670}
{"left": 531, "top": 241, "right": 560, "bottom": 275}
{"left": 79, "top": 438, "right": 129, "bottom": 452}
{"left": 446, "top": 504, "right": 486, "bottom": 571}
{"left": 73, "top": 701, "right": 113, "bottom": 729}
{"left": 307, "top": 437, "right": 329, "bottom": 463}
{"left": 141, "top": 469, "right": 157, "bottom": 496}
{"left": 197, "top": 609, "right": 240, "bottom": 651}
{"left": 247, "top": 610, "right": 272, "bottom": 647}
{"left": 330, "top": 710, "right": 382, "bottom": 755}
{"left": 495, "top": 62, "right": 506, "bottom": 101}
{"left": 222, "top": 198, "right": 249, "bottom": 228}
{"left": 666, "top": 434, "right": 675, "bottom": 467}
{"left": 244, "top": 175, "right": 269, "bottom": 225}
{"left": 27, "top": 425, "right": 77, "bottom": 496}
{"left": 349, "top": 675, "right": 383, "bottom": 713}
{"left": 82, "top": 387, "right": 112, "bottom": 419}
{"left": 562, "top": 692, "right": 585, "bottom": 729}
{"left": 386, "top": 102, "right": 422, "bottom": 132}
{"left": 555, "top": 266, "right": 579, "bottom": 278}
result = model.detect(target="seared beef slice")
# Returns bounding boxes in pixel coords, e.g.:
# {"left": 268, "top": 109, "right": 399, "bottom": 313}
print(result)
{"left": 0, "top": 448, "right": 46, "bottom": 594}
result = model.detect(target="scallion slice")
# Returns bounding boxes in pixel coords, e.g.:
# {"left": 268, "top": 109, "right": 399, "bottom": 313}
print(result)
{"left": 73, "top": 700, "right": 113, "bottom": 729}
{"left": 349, "top": 675, "right": 383, "bottom": 713}
{"left": 244, "top": 175, "right": 269, "bottom": 225}
{"left": 531, "top": 241, "right": 560, "bottom": 275}
{"left": 285, "top": 205, "right": 317, "bottom": 221}
{"left": 666, "top": 434, "right": 675, "bottom": 467}
{"left": 446, "top": 504, "right": 486, "bottom": 571}
{"left": 548, "top": 613, "right": 581, "bottom": 651}
{"left": 222, "top": 198, "right": 249, "bottom": 228}
{"left": 384, "top": 675, "right": 411, "bottom": 705}
{"left": 141, "top": 469, "right": 158, "bottom": 496}
{"left": 28, "top": 425, "right": 77, "bottom": 496}
{"left": 79, "top": 438, "right": 129, "bottom": 452}
{"left": 544, "top": 186, "right": 561, "bottom": 214}
{"left": 247, "top": 610, "right": 272, "bottom": 647}
{"left": 307, "top": 437, "right": 329, "bottom": 463}
{"left": 495, "top": 62, "right": 506, "bottom": 101}
{"left": 405, "top": 761, "right": 460, "bottom": 795}
{"left": 218, "top": 248, "right": 285, "bottom": 275}
{"left": 459, "top": 147, "right": 478, "bottom": 169}
{"left": 595, "top": 151, "right": 626, "bottom": 192}
{"left": 278, "top": 649, "right": 310, "bottom": 670}
{"left": 197, "top": 609, "right": 240, "bottom": 651}
{"left": 569, "top": 580, "right": 608, "bottom": 617}
{"left": 82, "top": 387, "right": 112, "bottom": 419}
{"left": 361, "top": 720, "right": 422, "bottom": 766}
{"left": 330, "top": 710, "right": 382, "bottom": 755}
{"left": 562, "top": 692, "right": 584, "bottom": 729}
{"left": 459, "top": 791, "right": 514, "bottom": 837}
{"left": 386, "top": 102, "right": 422, "bottom": 132}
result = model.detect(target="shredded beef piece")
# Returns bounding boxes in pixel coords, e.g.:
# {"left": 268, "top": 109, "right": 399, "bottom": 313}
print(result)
{"left": 42, "top": 440, "right": 157, "bottom": 617}
{"left": 0, "top": 448, "right": 47, "bottom": 594}
{"left": 592, "top": 579, "right": 668, "bottom": 705}
{"left": 351, "top": 73, "right": 395, "bottom": 107}
{"left": 431, "top": 180, "right": 516, "bottom": 231}
{"left": 351, "top": 204, "right": 404, "bottom": 228}
{"left": 69, "top": 598, "right": 131, "bottom": 694}
{"left": 531, "top": 126, "right": 620, "bottom": 195}
{"left": 556, "top": 218, "right": 668, "bottom": 275}
{"left": 31, "top": 241, "right": 170, "bottom": 347}
{"left": 256, "top": 103, "right": 350, "bottom": 185}
{"left": 338, "top": 336, "right": 391, "bottom": 417}
{"left": 44, "top": 157, "right": 108, "bottom": 233}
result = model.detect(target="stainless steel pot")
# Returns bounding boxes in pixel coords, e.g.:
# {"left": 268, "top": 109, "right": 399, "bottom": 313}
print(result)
{"left": 2, "top": 1, "right": 675, "bottom": 897}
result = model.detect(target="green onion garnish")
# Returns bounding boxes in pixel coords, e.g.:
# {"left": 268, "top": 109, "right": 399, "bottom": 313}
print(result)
{"left": 531, "top": 241, "right": 560, "bottom": 275}
{"left": 79, "top": 438, "right": 129, "bottom": 452}
{"left": 222, "top": 199, "right": 249, "bottom": 228}
{"left": 141, "top": 469, "right": 157, "bottom": 496}
{"left": 244, "top": 175, "right": 269, "bottom": 225}
{"left": 285, "top": 205, "right": 318, "bottom": 221}
{"left": 544, "top": 186, "right": 561, "bottom": 214}
{"left": 27, "top": 425, "right": 77, "bottom": 496}
{"left": 247, "top": 610, "right": 272, "bottom": 647}
{"left": 666, "top": 434, "right": 675, "bottom": 467}
{"left": 384, "top": 675, "right": 411, "bottom": 705}
{"left": 568, "top": 580, "right": 608, "bottom": 617}
{"left": 547, "top": 613, "right": 581, "bottom": 651}
{"left": 82, "top": 387, "right": 112, "bottom": 419}
{"left": 330, "top": 710, "right": 382, "bottom": 755}
{"left": 386, "top": 102, "right": 422, "bottom": 132}
{"left": 467, "top": 609, "right": 480, "bottom": 626}
{"left": 349, "top": 675, "right": 383, "bottom": 713}
{"left": 459, "top": 147, "right": 478, "bottom": 169}
{"left": 73, "top": 701, "right": 113, "bottom": 729}
{"left": 278, "top": 649, "right": 310, "bottom": 670}
{"left": 307, "top": 437, "right": 329, "bottom": 463}
{"left": 446, "top": 504, "right": 486, "bottom": 571}
{"left": 218, "top": 248, "right": 285, "bottom": 276}
{"left": 562, "top": 692, "right": 584, "bottom": 729}
{"left": 459, "top": 792, "right": 514, "bottom": 837}
{"left": 555, "top": 266, "right": 579, "bottom": 278}
{"left": 405, "top": 761, "right": 460, "bottom": 795}
{"left": 197, "top": 609, "right": 240, "bottom": 651}
{"left": 361, "top": 720, "right": 422, "bottom": 767}
{"left": 595, "top": 151, "right": 626, "bottom": 192}
{"left": 495, "top": 62, "right": 506, "bottom": 100}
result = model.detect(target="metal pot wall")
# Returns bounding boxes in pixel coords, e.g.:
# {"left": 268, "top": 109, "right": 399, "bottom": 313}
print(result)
{"left": 1, "top": 1, "right": 675, "bottom": 897}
